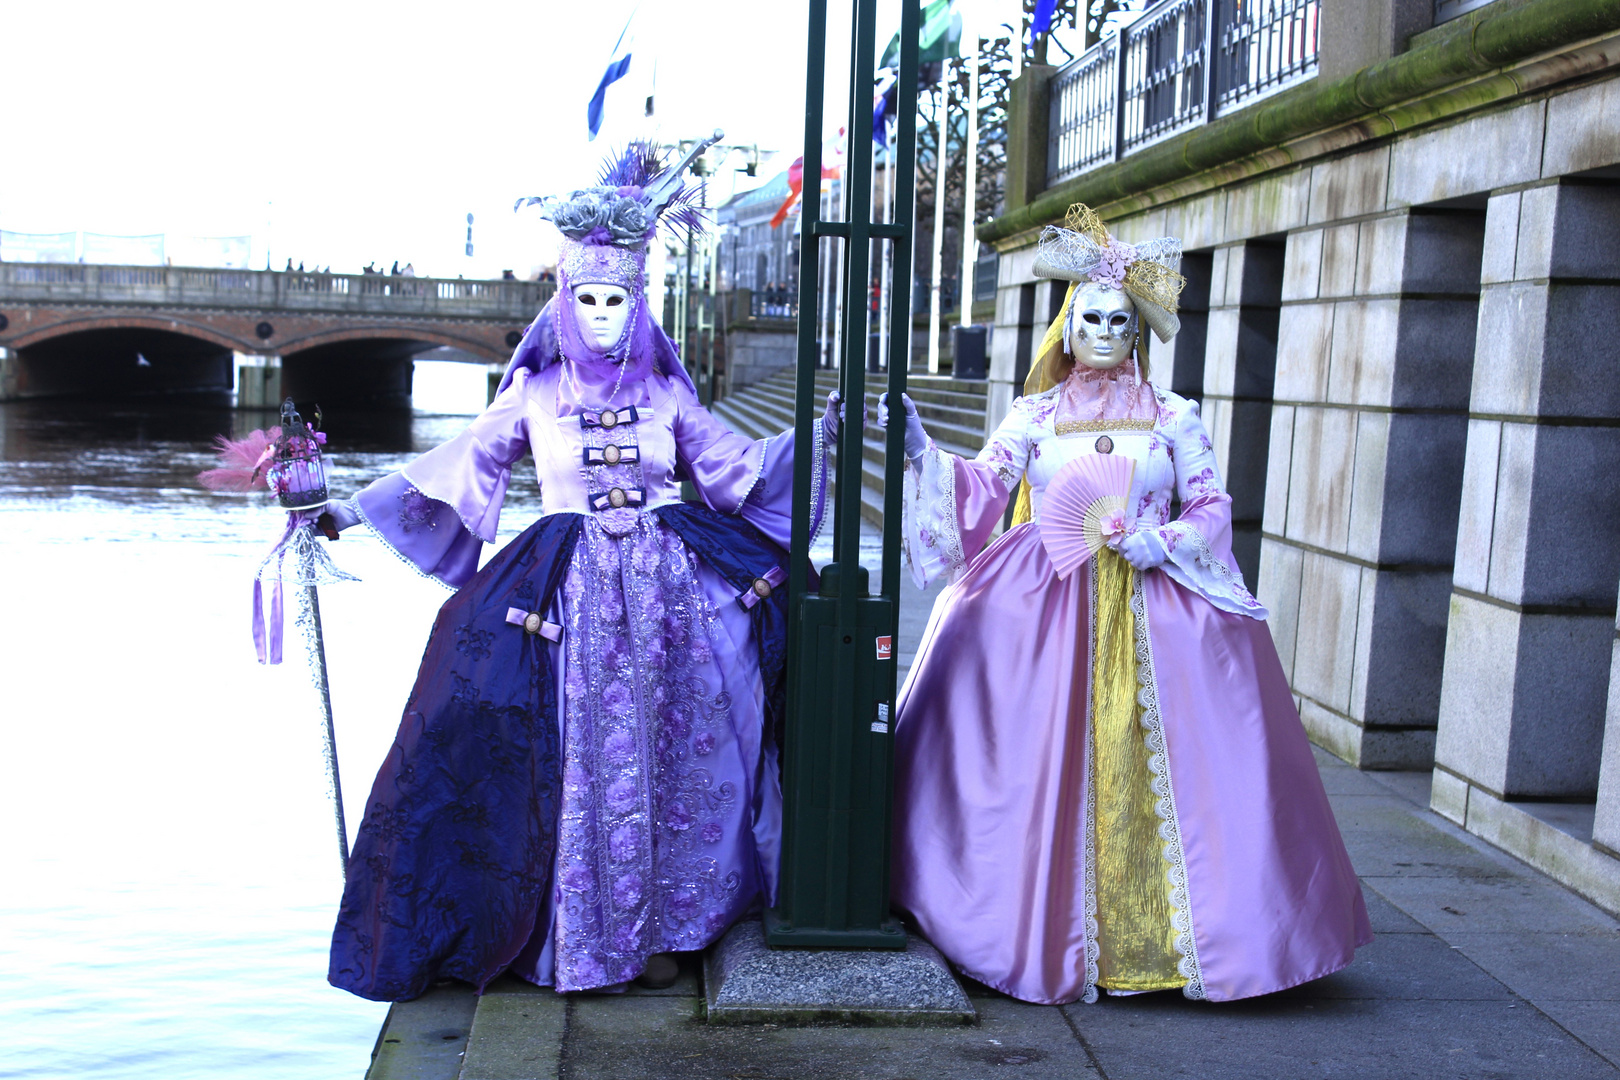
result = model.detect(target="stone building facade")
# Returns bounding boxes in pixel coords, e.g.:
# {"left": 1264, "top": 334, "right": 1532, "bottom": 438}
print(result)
{"left": 979, "top": 0, "right": 1620, "bottom": 913}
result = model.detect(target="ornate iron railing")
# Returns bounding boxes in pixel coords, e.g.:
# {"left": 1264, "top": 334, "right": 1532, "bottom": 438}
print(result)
{"left": 1046, "top": 0, "right": 1320, "bottom": 187}
{"left": 1047, "top": 37, "right": 1120, "bottom": 185}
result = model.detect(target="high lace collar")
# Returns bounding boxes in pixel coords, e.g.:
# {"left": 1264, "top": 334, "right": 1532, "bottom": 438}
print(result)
{"left": 1054, "top": 356, "right": 1159, "bottom": 427}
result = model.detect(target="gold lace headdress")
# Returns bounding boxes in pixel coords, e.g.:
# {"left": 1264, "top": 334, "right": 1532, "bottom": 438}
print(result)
{"left": 1023, "top": 204, "right": 1186, "bottom": 398}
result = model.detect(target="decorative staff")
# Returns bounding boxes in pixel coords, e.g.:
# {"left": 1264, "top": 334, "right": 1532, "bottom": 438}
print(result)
{"left": 199, "top": 398, "right": 357, "bottom": 877}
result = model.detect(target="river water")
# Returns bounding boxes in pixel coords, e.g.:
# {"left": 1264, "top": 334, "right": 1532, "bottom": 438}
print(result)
{"left": 0, "top": 364, "right": 522, "bottom": 1079}
{"left": 0, "top": 362, "right": 877, "bottom": 1079}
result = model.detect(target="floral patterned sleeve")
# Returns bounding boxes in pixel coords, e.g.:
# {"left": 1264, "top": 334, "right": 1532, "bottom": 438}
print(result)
{"left": 898, "top": 401, "right": 1032, "bottom": 589}
{"left": 1148, "top": 395, "right": 1267, "bottom": 619}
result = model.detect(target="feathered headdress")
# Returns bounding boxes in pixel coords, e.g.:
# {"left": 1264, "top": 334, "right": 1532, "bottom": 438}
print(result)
{"left": 496, "top": 133, "right": 725, "bottom": 394}
{"left": 514, "top": 131, "right": 721, "bottom": 288}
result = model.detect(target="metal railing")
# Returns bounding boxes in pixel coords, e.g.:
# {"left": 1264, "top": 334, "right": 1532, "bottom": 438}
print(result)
{"left": 0, "top": 262, "right": 554, "bottom": 320}
{"left": 749, "top": 288, "right": 800, "bottom": 319}
{"left": 1047, "top": 0, "right": 1320, "bottom": 187}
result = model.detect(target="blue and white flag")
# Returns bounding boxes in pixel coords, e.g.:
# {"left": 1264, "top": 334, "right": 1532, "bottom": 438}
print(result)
{"left": 587, "top": 15, "right": 635, "bottom": 141}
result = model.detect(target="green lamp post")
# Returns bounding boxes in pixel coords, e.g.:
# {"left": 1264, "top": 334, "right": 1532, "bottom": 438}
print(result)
{"left": 768, "top": 0, "right": 921, "bottom": 949}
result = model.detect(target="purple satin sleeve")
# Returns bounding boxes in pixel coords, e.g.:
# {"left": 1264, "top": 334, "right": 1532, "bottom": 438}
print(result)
{"left": 672, "top": 383, "right": 828, "bottom": 550}
{"left": 734, "top": 429, "right": 828, "bottom": 551}
{"left": 673, "top": 387, "right": 767, "bottom": 514}
{"left": 399, "top": 374, "right": 533, "bottom": 543}
{"left": 350, "top": 372, "right": 534, "bottom": 589}
{"left": 354, "top": 472, "right": 485, "bottom": 589}
{"left": 954, "top": 457, "right": 1012, "bottom": 563}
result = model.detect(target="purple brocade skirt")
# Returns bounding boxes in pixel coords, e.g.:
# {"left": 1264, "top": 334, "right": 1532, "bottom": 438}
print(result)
{"left": 891, "top": 523, "right": 1371, "bottom": 1004}
{"left": 330, "top": 504, "right": 790, "bottom": 1001}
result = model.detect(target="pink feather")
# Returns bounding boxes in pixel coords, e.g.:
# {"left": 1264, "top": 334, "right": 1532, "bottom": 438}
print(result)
{"left": 197, "top": 427, "right": 281, "bottom": 492}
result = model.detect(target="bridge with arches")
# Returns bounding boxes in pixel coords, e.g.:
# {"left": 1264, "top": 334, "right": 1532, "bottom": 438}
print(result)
{"left": 0, "top": 263, "right": 554, "bottom": 407}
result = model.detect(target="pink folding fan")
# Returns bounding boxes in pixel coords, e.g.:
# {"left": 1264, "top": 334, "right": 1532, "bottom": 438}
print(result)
{"left": 1039, "top": 454, "right": 1137, "bottom": 579}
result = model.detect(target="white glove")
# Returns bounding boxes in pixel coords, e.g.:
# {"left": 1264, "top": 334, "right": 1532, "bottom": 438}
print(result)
{"left": 877, "top": 392, "right": 929, "bottom": 462}
{"left": 321, "top": 498, "right": 360, "bottom": 534}
{"left": 1113, "top": 528, "right": 1169, "bottom": 571}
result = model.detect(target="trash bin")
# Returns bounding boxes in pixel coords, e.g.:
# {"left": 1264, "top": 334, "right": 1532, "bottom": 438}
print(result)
{"left": 953, "top": 325, "right": 987, "bottom": 379}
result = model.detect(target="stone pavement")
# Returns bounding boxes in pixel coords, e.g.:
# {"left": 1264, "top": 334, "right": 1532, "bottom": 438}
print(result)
{"left": 366, "top": 567, "right": 1620, "bottom": 1079}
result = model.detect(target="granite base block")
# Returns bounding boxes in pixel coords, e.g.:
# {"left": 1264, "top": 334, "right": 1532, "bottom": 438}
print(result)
{"left": 703, "top": 917, "right": 976, "bottom": 1025}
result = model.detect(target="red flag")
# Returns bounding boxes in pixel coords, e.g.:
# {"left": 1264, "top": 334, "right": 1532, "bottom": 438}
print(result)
{"left": 770, "top": 154, "right": 843, "bottom": 230}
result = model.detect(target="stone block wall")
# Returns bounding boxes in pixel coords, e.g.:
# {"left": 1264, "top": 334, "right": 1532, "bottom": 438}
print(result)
{"left": 1433, "top": 179, "right": 1620, "bottom": 802}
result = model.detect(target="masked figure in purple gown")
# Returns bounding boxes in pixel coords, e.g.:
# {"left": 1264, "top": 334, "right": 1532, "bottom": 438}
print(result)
{"left": 881, "top": 204, "right": 1370, "bottom": 1005}
{"left": 325, "top": 137, "right": 839, "bottom": 1000}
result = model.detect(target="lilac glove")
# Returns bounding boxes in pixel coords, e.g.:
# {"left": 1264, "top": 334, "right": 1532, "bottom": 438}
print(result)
{"left": 322, "top": 498, "right": 361, "bottom": 533}
{"left": 1114, "top": 527, "right": 1169, "bottom": 571}
{"left": 822, "top": 390, "right": 867, "bottom": 442}
{"left": 877, "top": 392, "right": 929, "bottom": 461}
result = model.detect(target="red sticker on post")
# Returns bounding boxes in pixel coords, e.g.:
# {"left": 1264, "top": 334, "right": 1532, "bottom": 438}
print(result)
{"left": 876, "top": 635, "right": 892, "bottom": 661}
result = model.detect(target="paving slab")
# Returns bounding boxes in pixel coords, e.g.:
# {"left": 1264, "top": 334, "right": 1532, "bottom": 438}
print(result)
{"left": 1366, "top": 873, "right": 1620, "bottom": 935}
{"left": 366, "top": 980, "right": 479, "bottom": 1080}
{"left": 1538, "top": 1000, "right": 1620, "bottom": 1067}
{"left": 1437, "top": 931, "right": 1620, "bottom": 1003}
{"left": 563, "top": 995, "right": 1097, "bottom": 1080}
{"left": 1064, "top": 994, "right": 1619, "bottom": 1080}
{"left": 458, "top": 977, "right": 566, "bottom": 1080}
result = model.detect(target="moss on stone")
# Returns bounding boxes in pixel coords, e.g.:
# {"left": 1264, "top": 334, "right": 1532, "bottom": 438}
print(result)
{"left": 979, "top": 0, "right": 1620, "bottom": 245}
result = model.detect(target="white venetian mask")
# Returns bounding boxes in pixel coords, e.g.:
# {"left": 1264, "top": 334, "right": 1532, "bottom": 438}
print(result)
{"left": 1066, "top": 282, "right": 1139, "bottom": 370}
{"left": 572, "top": 283, "right": 632, "bottom": 353}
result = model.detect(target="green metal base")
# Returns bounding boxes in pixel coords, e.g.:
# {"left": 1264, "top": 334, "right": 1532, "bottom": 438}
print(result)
{"left": 762, "top": 907, "right": 907, "bottom": 949}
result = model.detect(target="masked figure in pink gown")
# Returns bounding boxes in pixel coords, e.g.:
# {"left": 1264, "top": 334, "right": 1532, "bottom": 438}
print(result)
{"left": 883, "top": 205, "right": 1370, "bottom": 1005}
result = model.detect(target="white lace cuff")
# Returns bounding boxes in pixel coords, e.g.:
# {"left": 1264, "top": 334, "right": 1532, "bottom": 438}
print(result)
{"left": 1157, "top": 522, "right": 1268, "bottom": 619}
{"left": 900, "top": 439, "right": 964, "bottom": 590}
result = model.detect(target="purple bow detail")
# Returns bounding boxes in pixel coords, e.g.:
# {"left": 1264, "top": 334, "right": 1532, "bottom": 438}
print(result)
{"left": 506, "top": 607, "right": 562, "bottom": 642}
{"left": 579, "top": 406, "right": 640, "bottom": 430}
{"left": 738, "top": 566, "right": 787, "bottom": 609}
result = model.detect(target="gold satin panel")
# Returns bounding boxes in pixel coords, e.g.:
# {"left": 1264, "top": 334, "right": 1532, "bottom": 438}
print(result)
{"left": 1089, "top": 550, "right": 1185, "bottom": 992}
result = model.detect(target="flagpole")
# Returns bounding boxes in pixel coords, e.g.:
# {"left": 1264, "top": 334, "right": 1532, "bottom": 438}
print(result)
{"left": 926, "top": 59, "right": 949, "bottom": 373}
{"left": 958, "top": 18, "right": 979, "bottom": 332}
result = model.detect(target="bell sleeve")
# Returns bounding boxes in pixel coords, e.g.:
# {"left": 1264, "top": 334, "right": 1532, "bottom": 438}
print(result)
{"left": 1146, "top": 398, "right": 1269, "bottom": 619}
{"left": 899, "top": 401, "right": 1030, "bottom": 589}
{"left": 349, "top": 369, "right": 534, "bottom": 589}
{"left": 670, "top": 379, "right": 829, "bottom": 551}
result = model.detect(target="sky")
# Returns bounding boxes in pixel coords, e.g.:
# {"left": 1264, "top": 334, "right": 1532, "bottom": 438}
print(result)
{"left": 3, "top": 0, "right": 1039, "bottom": 280}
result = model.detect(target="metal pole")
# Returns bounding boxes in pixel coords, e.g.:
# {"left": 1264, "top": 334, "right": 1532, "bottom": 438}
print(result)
{"left": 926, "top": 60, "right": 950, "bottom": 372}
{"left": 958, "top": 21, "right": 979, "bottom": 331}
{"left": 296, "top": 572, "right": 349, "bottom": 878}
{"left": 768, "top": 0, "right": 918, "bottom": 950}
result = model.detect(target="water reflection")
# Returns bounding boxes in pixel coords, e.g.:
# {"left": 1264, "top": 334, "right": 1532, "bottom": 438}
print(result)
{"left": 0, "top": 388, "right": 508, "bottom": 1080}
{"left": 0, "top": 365, "right": 878, "bottom": 1080}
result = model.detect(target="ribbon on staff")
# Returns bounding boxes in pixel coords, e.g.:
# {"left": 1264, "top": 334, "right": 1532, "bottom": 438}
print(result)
{"left": 252, "top": 509, "right": 358, "bottom": 665}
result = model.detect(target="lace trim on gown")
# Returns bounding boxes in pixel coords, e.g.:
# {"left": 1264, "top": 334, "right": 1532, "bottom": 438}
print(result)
{"left": 1158, "top": 521, "right": 1268, "bottom": 619}
{"left": 1130, "top": 570, "right": 1207, "bottom": 1000}
{"left": 898, "top": 438, "right": 964, "bottom": 589}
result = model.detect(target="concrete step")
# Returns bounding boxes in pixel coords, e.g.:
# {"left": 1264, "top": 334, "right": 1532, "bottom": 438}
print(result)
{"left": 747, "top": 382, "right": 985, "bottom": 442}
{"left": 711, "top": 365, "right": 987, "bottom": 532}
{"left": 723, "top": 374, "right": 985, "bottom": 453}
